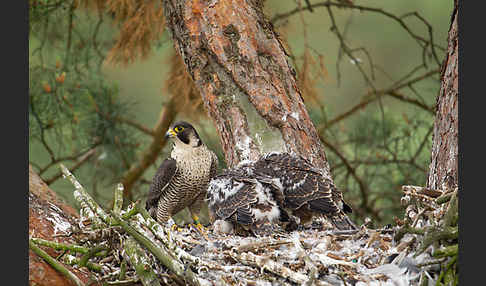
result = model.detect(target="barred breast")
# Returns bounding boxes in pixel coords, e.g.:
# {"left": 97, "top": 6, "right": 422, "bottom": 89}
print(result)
{"left": 156, "top": 145, "right": 214, "bottom": 221}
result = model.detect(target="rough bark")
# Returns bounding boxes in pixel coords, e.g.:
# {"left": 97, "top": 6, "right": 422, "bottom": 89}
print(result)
{"left": 29, "top": 165, "right": 99, "bottom": 286}
{"left": 162, "top": 0, "right": 331, "bottom": 176}
{"left": 426, "top": 1, "right": 458, "bottom": 191}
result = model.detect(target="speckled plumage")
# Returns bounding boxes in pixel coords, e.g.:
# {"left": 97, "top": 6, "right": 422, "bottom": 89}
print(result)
{"left": 207, "top": 152, "right": 355, "bottom": 235}
{"left": 145, "top": 121, "right": 218, "bottom": 225}
{"left": 207, "top": 163, "right": 284, "bottom": 236}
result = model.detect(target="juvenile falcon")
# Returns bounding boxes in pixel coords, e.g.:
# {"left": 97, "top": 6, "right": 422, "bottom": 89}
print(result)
{"left": 253, "top": 152, "right": 355, "bottom": 231}
{"left": 145, "top": 121, "right": 218, "bottom": 230}
{"left": 207, "top": 162, "right": 287, "bottom": 236}
{"left": 207, "top": 152, "right": 355, "bottom": 236}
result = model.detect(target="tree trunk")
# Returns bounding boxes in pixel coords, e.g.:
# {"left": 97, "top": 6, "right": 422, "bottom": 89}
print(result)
{"left": 162, "top": 0, "right": 332, "bottom": 177}
{"left": 29, "top": 165, "right": 98, "bottom": 286}
{"left": 427, "top": 0, "right": 458, "bottom": 191}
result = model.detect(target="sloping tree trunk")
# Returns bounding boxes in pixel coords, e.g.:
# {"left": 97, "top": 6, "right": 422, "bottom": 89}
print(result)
{"left": 427, "top": 0, "right": 458, "bottom": 191}
{"left": 161, "top": 0, "right": 332, "bottom": 177}
{"left": 29, "top": 165, "right": 98, "bottom": 286}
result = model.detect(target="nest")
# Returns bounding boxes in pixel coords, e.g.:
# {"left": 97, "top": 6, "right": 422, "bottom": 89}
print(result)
{"left": 30, "top": 166, "right": 458, "bottom": 286}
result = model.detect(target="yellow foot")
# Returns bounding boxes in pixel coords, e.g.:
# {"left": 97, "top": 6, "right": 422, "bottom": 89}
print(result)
{"left": 166, "top": 218, "right": 182, "bottom": 242}
{"left": 190, "top": 223, "right": 209, "bottom": 240}
{"left": 190, "top": 214, "right": 209, "bottom": 240}
{"left": 171, "top": 224, "right": 183, "bottom": 232}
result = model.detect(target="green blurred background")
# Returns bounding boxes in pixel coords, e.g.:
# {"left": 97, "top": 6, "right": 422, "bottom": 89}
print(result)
{"left": 29, "top": 0, "right": 454, "bottom": 227}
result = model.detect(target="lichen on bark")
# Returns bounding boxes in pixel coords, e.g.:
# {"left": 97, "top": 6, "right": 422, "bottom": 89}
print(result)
{"left": 162, "top": 0, "right": 332, "bottom": 176}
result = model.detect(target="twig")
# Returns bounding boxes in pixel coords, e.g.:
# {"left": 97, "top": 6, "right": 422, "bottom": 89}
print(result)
{"left": 63, "top": 0, "right": 76, "bottom": 70}
{"left": 123, "top": 236, "right": 162, "bottom": 286}
{"left": 227, "top": 250, "right": 310, "bottom": 285}
{"left": 416, "top": 258, "right": 446, "bottom": 268}
{"left": 271, "top": 1, "right": 445, "bottom": 53}
{"left": 63, "top": 254, "right": 103, "bottom": 272}
{"left": 411, "top": 125, "right": 434, "bottom": 163}
{"left": 39, "top": 146, "right": 98, "bottom": 176}
{"left": 320, "top": 135, "right": 381, "bottom": 220}
{"left": 416, "top": 225, "right": 458, "bottom": 256}
{"left": 29, "top": 239, "right": 85, "bottom": 286}
{"left": 111, "top": 212, "right": 202, "bottom": 286}
{"left": 320, "top": 68, "right": 438, "bottom": 131}
{"left": 134, "top": 205, "right": 175, "bottom": 251}
{"left": 121, "top": 202, "right": 139, "bottom": 220}
{"left": 113, "top": 183, "right": 124, "bottom": 215}
{"left": 31, "top": 237, "right": 90, "bottom": 254}
{"left": 436, "top": 190, "right": 457, "bottom": 205}
{"left": 432, "top": 244, "right": 458, "bottom": 258}
{"left": 44, "top": 147, "right": 97, "bottom": 185}
{"left": 119, "top": 259, "right": 128, "bottom": 280}
{"left": 60, "top": 164, "right": 115, "bottom": 226}
{"left": 79, "top": 245, "right": 108, "bottom": 268}
{"left": 402, "top": 185, "right": 443, "bottom": 199}
{"left": 325, "top": 5, "right": 376, "bottom": 91}
{"left": 386, "top": 91, "right": 435, "bottom": 114}
{"left": 236, "top": 238, "right": 293, "bottom": 253}
{"left": 104, "top": 279, "right": 140, "bottom": 286}
{"left": 115, "top": 116, "right": 156, "bottom": 136}
{"left": 134, "top": 206, "right": 212, "bottom": 271}
{"left": 291, "top": 233, "right": 319, "bottom": 286}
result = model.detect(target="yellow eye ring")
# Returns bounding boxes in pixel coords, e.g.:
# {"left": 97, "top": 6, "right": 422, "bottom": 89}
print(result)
{"left": 174, "top": 126, "right": 184, "bottom": 132}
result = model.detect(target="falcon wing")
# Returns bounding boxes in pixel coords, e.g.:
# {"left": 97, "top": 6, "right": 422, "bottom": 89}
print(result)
{"left": 145, "top": 158, "right": 177, "bottom": 211}
{"left": 254, "top": 152, "right": 340, "bottom": 214}
{"left": 207, "top": 170, "right": 258, "bottom": 226}
{"left": 216, "top": 182, "right": 258, "bottom": 226}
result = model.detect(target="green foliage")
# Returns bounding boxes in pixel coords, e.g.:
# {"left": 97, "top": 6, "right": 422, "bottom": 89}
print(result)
{"left": 29, "top": 5, "right": 143, "bottom": 207}
{"left": 29, "top": 0, "right": 71, "bottom": 33}
{"left": 28, "top": 0, "right": 452, "bottom": 226}
{"left": 315, "top": 105, "right": 434, "bottom": 226}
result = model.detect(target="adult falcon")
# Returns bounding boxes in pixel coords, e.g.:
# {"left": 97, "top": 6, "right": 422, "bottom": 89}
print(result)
{"left": 207, "top": 152, "right": 355, "bottom": 236}
{"left": 145, "top": 121, "right": 218, "bottom": 230}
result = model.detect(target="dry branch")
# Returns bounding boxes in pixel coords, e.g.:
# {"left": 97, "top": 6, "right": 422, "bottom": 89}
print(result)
{"left": 227, "top": 250, "right": 311, "bottom": 285}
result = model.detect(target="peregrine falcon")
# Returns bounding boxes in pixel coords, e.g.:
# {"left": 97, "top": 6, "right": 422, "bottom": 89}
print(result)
{"left": 145, "top": 121, "right": 218, "bottom": 229}
{"left": 207, "top": 152, "right": 355, "bottom": 236}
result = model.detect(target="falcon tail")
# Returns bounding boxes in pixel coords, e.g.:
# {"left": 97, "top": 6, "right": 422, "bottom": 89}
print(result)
{"left": 329, "top": 213, "right": 357, "bottom": 231}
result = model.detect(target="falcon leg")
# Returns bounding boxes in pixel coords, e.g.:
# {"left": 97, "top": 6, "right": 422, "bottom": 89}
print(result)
{"left": 188, "top": 196, "right": 209, "bottom": 240}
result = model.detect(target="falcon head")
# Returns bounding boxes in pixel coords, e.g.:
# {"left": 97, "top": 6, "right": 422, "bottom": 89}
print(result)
{"left": 166, "top": 121, "right": 202, "bottom": 147}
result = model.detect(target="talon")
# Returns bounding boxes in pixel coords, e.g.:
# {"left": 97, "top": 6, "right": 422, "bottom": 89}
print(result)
{"left": 190, "top": 223, "right": 209, "bottom": 240}
{"left": 171, "top": 224, "right": 182, "bottom": 232}
{"left": 167, "top": 218, "right": 182, "bottom": 232}
{"left": 195, "top": 223, "right": 205, "bottom": 232}
{"left": 166, "top": 218, "right": 182, "bottom": 243}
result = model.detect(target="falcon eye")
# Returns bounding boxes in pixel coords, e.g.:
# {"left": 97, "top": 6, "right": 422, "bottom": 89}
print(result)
{"left": 174, "top": 126, "right": 184, "bottom": 132}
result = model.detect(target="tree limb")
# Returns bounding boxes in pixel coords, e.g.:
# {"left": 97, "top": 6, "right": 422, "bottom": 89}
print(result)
{"left": 29, "top": 239, "right": 86, "bottom": 286}
{"left": 120, "top": 96, "right": 177, "bottom": 200}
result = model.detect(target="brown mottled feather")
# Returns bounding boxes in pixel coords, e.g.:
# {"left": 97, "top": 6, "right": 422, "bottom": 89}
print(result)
{"left": 207, "top": 152, "right": 356, "bottom": 234}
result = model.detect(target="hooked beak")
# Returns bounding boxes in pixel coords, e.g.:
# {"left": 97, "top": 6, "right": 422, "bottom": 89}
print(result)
{"left": 165, "top": 128, "right": 177, "bottom": 138}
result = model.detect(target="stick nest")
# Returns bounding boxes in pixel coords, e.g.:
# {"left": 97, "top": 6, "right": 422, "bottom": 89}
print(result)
{"left": 31, "top": 167, "right": 458, "bottom": 286}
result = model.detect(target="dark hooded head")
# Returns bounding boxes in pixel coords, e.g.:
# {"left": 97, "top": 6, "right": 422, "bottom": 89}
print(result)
{"left": 166, "top": 121, "right": 202, "bottom": 147}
